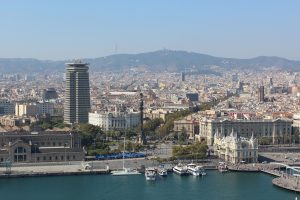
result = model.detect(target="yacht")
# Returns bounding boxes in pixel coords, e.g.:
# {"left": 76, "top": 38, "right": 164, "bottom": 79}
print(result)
{"left": 111, "top": 137, "right": 141, "bottom": 176}
{"left": 145, "top": 167, "right": 156, "bottom": 180}
{"left": 218, "top": 162, "right": 229, "bottom": 173}
{"left": 187, "top": 163, "right": 206, "bottom": 176}
{"left": 157, "top": 164, "right": 168, "bottom": 177}
{"left": 173, "top": 164, "right": 189, "bottom": 175}
{"left": 158, "top": 168, "right": 168, "bottom": 177}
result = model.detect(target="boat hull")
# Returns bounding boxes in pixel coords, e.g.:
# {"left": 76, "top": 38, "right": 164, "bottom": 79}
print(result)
{"left": 173, "top": 168, "right": 189, "bottom": 176}
{"left": 111, "top": 169, "right": 141, "bottom": 176}
{"left": 145, "top": 175, "right": 156, "bottom": 181}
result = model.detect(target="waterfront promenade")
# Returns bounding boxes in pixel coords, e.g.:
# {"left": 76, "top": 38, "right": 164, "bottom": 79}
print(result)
{"left": 273, "top": 175, "right": 300, "bottom": 192}
{"left": 0, "top": 158, "right": 159, "bottom": 177}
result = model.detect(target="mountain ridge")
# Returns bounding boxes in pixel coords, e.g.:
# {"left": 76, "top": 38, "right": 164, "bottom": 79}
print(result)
{"left": 0, "top": 49, "right": 299, "bottom": 73}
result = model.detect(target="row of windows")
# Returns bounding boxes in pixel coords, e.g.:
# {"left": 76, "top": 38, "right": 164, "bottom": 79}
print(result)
{"left": 0, "top": 137, "right": 70, "bottom": 143}
{"left": 37, "top": 141, "right": 66, "bottom": 146}
{"left": 36, "top": 155, "right": 76, "bottom": 161}
{"left": 1, "top": 155, "right": 78, "bottom": 163}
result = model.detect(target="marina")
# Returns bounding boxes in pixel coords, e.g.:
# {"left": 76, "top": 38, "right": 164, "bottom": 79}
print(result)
{"left": 3, "top": 157, "right": 300, "bottom": 195}
{"left": 0, "top": 170, "right": 299, "bottom": 200}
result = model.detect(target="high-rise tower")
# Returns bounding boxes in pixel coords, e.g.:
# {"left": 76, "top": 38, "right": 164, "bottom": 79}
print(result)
{"left": 258, "top": 86, "right": 265, "bottom": 102}
{"left": 181, "top": 72, "right": 185, "bottom": 82}
{"left": 64, "top": 61, "right": 90, "bottom": 124}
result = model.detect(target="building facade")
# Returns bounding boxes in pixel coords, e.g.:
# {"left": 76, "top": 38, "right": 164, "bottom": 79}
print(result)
{"left": 0, "top": 115, "right": 31, "bottom": 126}
{"left": 198, "top": 118, "right": 293, "bottom": 145}
{"left": 89, "top": 110, "right": 141, "bottom": 131}
{"left": 42, "top": 88, "right": 58, "bottom": 101}
{"left": 186, "top": 93, "right": 199, "bottom": 102}
{"left": 292, "top": 113, "right": 300, "bottom": 140}
{"left": 15, "top": 102, "right": 54, "bottom": 117}
{"left": 0, "top": 131, "right": 84, "bottom": 163}
{"left": 64, "top": 62, "right": 90, "bottom": 124}
{"left": 144, "top": 109, "right": 169, "bottom": 121}
{"left": 213, "top": 132, "right": 258, "bottom": 164}
{"left": 0, "top": 99, "right": 15, "bottom": 116}
{"left": 174, "top": 118, "right": 199, "bottom": 140}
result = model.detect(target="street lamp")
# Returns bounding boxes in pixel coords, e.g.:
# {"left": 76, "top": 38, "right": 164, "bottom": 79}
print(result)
{"left": 64, "top": 143, "right": 67, "bottom": 166}
{"left": 34, "top": 144, "right": 37, "bottom": 164}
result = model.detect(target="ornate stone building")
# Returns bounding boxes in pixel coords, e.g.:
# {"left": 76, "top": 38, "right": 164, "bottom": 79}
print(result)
{"left": 197, "top": 118, "right": 293, "bottom": 145}
{"left": 213, "top": 132, "right": 258, "bottom": 164}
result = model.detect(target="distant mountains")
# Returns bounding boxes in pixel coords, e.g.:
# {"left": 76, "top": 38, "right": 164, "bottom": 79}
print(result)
{"left": 0, "top": 50, "right": 299, "bottom": 74}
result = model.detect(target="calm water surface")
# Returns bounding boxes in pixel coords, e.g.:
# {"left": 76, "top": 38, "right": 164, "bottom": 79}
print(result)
{"left": 0, "top": 171, "right": 299, "bottom": 200}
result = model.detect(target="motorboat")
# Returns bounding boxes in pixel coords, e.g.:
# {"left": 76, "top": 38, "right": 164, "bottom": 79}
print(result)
{"left": 173, "top": 163, "right": 189, "bottom": 175}
{"left": 157, "top": 164, "right": 168, "bottom": 177}
{"left": 145, "top": 167, "right": 156, "bottom": 180}
{"left": 187, "top": 163, "right": 206, "bottom": 176}
{"left": 218, "top": 162, "right": 229, "bottom": 173}
{"left": 158, "top": 168, "right": 168, "bottom": 177}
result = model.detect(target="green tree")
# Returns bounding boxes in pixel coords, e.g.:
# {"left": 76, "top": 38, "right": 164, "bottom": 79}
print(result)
{"left": 172, "top": 141, "right": 208, "bottom": 159}
{"left": 77, "top": 123, "right": 103, "bottom": 146}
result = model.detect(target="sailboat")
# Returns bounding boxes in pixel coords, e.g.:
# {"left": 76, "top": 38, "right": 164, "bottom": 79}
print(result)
{"left": 111, "top": 137, "right": 141, "bottom": 176}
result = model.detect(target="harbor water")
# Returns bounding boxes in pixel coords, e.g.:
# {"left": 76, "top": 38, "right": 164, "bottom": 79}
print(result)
{"left": 0, "top": 171, "right": 299, "bottom": 200}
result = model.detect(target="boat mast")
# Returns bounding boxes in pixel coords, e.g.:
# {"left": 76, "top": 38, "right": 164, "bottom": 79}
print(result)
{"left": 123, "top": 137, "right": 125, "bottom": 169}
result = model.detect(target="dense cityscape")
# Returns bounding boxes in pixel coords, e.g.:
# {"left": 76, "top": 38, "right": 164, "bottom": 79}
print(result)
{"left": 1, "top": 56, "right": 300, "bottom": 199}
{"left": 1, "top": 1, "right": 300, "bottom": 200}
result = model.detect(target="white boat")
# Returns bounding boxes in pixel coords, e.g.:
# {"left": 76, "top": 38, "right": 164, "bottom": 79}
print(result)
{"left": 157, "top": 164, "right": 168, "bottom": 176}
{"left": 187, "top": 163, "right": 206, "bottom": 176}
{"left": 111, "top": 137, "right": 141, "bottom": 176}
{"left": 111, "top": 167, "right": 141, "bottom": 176}
{"left": 158, "top": 168, "right": 168, "bottom": 177}
{"left": 145, "top": 167, "right": 156, "bottom": 180}
{"left": 173, "top": 164, "right": 189, "bottom": 175}
{"left": 218, "top": 162, "right": 229, "bottom": 173}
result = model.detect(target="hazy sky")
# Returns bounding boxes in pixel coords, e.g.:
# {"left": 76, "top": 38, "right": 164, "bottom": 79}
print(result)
{"left": 0, "top": 0, "right": 299, "bottom": 60}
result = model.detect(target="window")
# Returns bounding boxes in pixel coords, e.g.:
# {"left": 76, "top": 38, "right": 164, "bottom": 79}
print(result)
{"left": 14, "top": 147, "right": 27, "bottom": 162}
{"left": 14, "top": 147, "right": 26, "bottom": 154}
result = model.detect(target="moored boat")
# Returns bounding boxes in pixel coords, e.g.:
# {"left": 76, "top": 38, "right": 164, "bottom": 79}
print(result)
{"left": 173, "top": 164, "right": 189, "bottom": 175}
{"left": 187, "top": 163, "right": 206, "bottom": 176}
{"left": 218, "top": 162, "right": 229, "bottom": 173}
{"left": 158, "top": 168, "right": 168, "bottom": 177}
{"left": 111, "top": 168, "right": 141, "bottom": 176}
{"left": 145, "top": 167, "right": 156, "bottom": 180}
{"left": 111, "top": 137, "right": 141, "bottom": 176}
{"left": 157, "top": 164, "right": 168, "bottom": 177}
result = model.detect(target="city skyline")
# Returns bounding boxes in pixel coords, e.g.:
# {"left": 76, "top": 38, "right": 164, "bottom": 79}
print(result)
{"left": 0, "top": 0, "right": 299, "bottom": 60}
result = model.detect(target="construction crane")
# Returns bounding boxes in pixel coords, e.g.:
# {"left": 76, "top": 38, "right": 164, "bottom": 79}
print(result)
{"left": 0, "top": 158, "right": 12, "bottom": 174}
